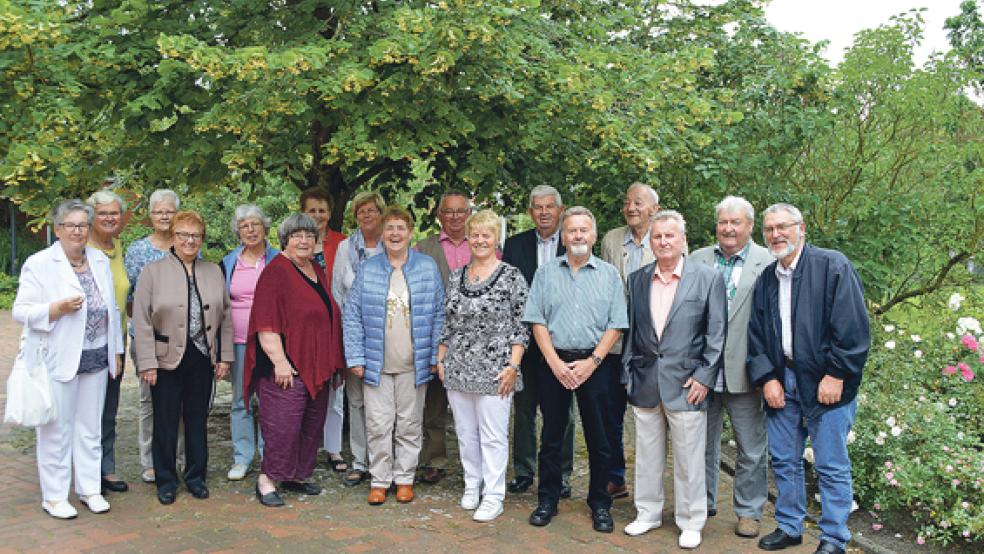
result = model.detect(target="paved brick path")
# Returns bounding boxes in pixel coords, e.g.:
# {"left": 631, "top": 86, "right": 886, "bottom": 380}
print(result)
{"left": 0, "top": 310, "right": 822, "bottom": 553}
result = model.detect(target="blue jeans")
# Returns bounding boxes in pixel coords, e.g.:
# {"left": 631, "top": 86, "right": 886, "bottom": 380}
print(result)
{"left": 768, "top": 371, "right": 856, "bottom": 549}
{"left": 231, "top": 343, "right": 264, "bottom": 466}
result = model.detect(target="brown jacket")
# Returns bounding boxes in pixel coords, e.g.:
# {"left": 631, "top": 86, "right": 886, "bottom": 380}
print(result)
{"left": 132, "top": 252, "right": 234, "bottom": 372}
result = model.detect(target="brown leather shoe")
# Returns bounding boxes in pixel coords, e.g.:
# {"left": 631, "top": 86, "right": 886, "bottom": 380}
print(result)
{"left": 419, "top": 467, "right": 445, "bottom": 484}
{"left": 368, "top": 487, "right": 387, "bottom": 505}
{"left": 606, "top": 482, "right": 629, "bottom": 499}
{"left": 395, "top": 484, "right": 414, "bottom": 503}
{"left": 736, "top": 517, "right": 761, "bottom": 538}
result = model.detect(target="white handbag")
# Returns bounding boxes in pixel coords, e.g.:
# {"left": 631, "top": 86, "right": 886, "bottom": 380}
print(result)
{"left": 3, "top": 327, "right": 57, "bottom": 427}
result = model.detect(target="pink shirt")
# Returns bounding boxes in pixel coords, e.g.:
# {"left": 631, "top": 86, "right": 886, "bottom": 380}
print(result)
{"left": 650, "top": 257, "right": 684, "bottom": 340}
{"left": 440, "top": 230, "right": 471, "bottom": 270}
{"left": 230, "top": 255, "right": 266, "bottom": 344}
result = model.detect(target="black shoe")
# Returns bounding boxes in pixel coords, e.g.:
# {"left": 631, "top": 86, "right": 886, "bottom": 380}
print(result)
{"left": 758, "top": 528, "right": 803, "bottom": 550}
{"left": 255, "top": 483, "right": 284, "bottom": 507}
{"left": 188, "top": 483, "right": 209, "bottom": 499}
{"left": 508, "top": 475, "right": 534, "bottom": 493}
{"left": 592, "top": 508, "right": 614, "bottom": 533}
{"left": 528, "top": 503, "right": 558, "bottom": 526}
{"left": 157, "top": 489, "right": 176, "bottom": 505}
{"left": 560, "top": 483, "right": 572, "bottom": 498}
{"left": 708, "top": 508, "right": 717, "bottom": 517}
{"left": 101, "top": 477, "right": 129, "bottom": 493}
{"left": 281, "top": 480, "right": 322, "bottom": 495}
{"left": 343, "top": 469, "right": 368, "bottom": 487}
{"left": 814, "top": 541, "right": 845, "bottom": 554}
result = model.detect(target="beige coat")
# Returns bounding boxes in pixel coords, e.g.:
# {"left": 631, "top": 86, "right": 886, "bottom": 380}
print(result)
{"left": 132, "top": 252, "right": 233, "bottom": 372}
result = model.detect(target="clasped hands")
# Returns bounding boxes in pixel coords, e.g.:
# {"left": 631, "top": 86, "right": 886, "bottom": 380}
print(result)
{"left": 551, "top": 358, "right": 596, "bottom": 390}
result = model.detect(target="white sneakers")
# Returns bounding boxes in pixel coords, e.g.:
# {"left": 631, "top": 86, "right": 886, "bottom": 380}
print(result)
{"left": 227, "top": 463, "right": 249, "bottom": 481}
{"left": 472, "top": 498, "right": 503, "bottom": 522}
{"left": 460, "top": 488, "right": 480, "bottom": 510}
{"left": 41, "top": 500, "right": 78, "bottom": 519}
{"left": 624, "top": 519, "right": 662, "bottom": 536}
{"left": 79, "top": 494, "right": 111, "bottom": 514}
{"left": 678, "top": 529, "right": 702, "bottom": 549}
{"left": 140, "top": 468, "right": 155, "bottom": 483}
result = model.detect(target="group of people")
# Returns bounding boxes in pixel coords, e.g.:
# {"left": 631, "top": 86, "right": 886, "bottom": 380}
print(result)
{"left": 12, "top": 182, "right": 870, "bottom": 554}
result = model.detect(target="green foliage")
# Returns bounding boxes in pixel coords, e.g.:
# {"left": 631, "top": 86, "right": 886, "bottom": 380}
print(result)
{"left": 0, "top": 272, "right": 17, "bottom": 310}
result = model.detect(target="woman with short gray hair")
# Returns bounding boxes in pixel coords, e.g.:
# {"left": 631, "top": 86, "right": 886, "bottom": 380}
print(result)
{"left": 243, "top": 213, "right": 344, "bottom": 507}
{"left": 220, "top": 204, "right": 278, "bottom": 481}
{"left": 13, "top": 199, "right": 124, "bottom": 518}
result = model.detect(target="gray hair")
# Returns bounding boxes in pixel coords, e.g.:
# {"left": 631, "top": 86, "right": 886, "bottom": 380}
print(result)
{"left": 86, "top": 189, "right": 127, "bottom": 212}
{"left": 715, "top": 195, "right": 754, "bottom": 222}
{"left": 277, "top": 213, "right": 319, "bottom": 249}
{"left": 650, "top": 209, "right": 687, "bottom": 235}
{"left": 51, "top": 199, "right": 94, "bottom": 227}
{"left": 529, "top": 185, "right": 563, "bottom": 209}
{"left": 762, "top": 203, "right": 804, "bottom": 224}
{"left": 439, "top": 190, "right": 471, "bottom": 210}
{"left": 627, "top": 182, "right": 659, "bottom": 205}
{"left": 561, "top": 206, "right": 597, "bottom": 235}
{"left": 148, "top": 188, "right": 180, "bottom": 211}
{"left": 231, "top": 204, "right": 271, "bottom": 234}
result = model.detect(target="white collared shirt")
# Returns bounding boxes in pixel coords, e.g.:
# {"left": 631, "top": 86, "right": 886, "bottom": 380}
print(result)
{"left": 536, "top": 228, "right": 560, "bottom": 268}
{"left": 775, "top": 247, "right": 804, "bottom": 360}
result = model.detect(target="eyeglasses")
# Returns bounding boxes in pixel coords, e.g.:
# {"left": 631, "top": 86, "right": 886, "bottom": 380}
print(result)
{"left": 238, "top": 222, "right": 262, "bottom": 231}
{"left": 289, "top": 231, "right": 318, "bottom": 241}
{"left": 440, "top": 208, "right": 471, "bottom": 217}
{"left": 96, "top": 211, "right": 122, "bottom": 218}
{"left": 763, "top": 222, "right": 800, "bottom": 235}
{"left": 150, "top": 210, "right": 177, "bottom": 217}
{"left": 59, "top": 223, "right": 90, "bottom": 232}
{"left": 356, "top": 207, "right": 380, "bottom": 217}
{"left": 175, "top": 231, "right": 204, "bottom": 243}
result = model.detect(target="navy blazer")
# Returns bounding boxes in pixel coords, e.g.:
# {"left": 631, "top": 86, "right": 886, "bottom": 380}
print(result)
{"left": 502, "top": 228, "right": 565, "bottom": 286}
{"left": 746, "top": 244, "right": 870, "bottom": 418}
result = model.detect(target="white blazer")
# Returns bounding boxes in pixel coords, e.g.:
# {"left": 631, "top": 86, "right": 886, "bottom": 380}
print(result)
{"left": 12, "top": 242, "right": 124, "bottom": 382}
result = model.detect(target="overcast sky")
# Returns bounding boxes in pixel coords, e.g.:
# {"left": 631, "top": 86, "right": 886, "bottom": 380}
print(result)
{"left": 764, "top": 0, "right": 970, "bottom": 66}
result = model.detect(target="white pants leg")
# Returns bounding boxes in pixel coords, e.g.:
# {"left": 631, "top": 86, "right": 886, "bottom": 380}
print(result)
{"left": 665, "top": 407, "right": 708, "bottom": 532}
{"left": 632, "top": 405, "right": 668, "bottom": 524}
{"left": 346, "top": 370, "right": 368, "bottom": 471}
{"left": 323, "top": 384, "right": 344, "bottom": 454}
{"left": 475, "top": 393, "right": 512, "bottom": 502}
{"left": 448, "top": 391, "right": 482, "bottom": 492}
{"left": 138, "top": 378, "right": 154, "bottom": 470}
{"left": 37, "top": 370, "right": 108, "bottom": 501}
{"left": 392, "top": 373, "right": 426, "bottom": 486}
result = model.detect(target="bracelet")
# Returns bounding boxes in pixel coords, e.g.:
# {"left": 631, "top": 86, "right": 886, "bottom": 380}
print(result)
{"left": 506, "top": 363, "right": 520, "bottom": 372}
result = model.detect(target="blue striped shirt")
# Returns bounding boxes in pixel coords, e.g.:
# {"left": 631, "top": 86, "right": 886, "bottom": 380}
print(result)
{"left": 522, "top": 254, "right": 628, "bottom": 350}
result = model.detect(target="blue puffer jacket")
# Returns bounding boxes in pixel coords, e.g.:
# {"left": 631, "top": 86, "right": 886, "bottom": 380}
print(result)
{"left": 343, "top": 250, "right": 445, "bottom": 387}
{"left": 220, "top": 243, "right": 280, "bottom": 291}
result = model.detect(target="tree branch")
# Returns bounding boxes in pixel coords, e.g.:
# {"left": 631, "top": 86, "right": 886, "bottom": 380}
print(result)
{"left": 875, "top": 251, "right": 973, "bottom": 314}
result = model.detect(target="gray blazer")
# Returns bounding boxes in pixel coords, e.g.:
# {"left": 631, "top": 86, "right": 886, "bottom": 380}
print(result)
{"left": 622, "top": 258, "right": 727, "bottom": 411}
{"left": 689, "top": 242, "right": 772, "bottom": 394}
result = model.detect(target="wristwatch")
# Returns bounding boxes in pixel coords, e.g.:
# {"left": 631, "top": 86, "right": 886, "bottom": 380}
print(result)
{"left": 590, "top": 354, "right": 602, "bottom": 367}
{"left": 506, "top": 363, "right": 520, "bottom": 372}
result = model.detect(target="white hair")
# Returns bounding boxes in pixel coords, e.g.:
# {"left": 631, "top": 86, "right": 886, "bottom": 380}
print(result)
{"left": 529, "top": 185, "right": 563, "bottom": 209}
{"left": 715, "top": 195, "right": 754, "bottom": 222}
{"left": 561, "top": 206, "right": 597, "bottom": 235}
{"left": 51, "top": 199, "right": 94, "bottom": 226}
{"left": 627, "top": 182, "right": 659, "bottom": 205}
{"left": 762, "top": 202, "right": 803, "bottom": 224}
{"left": 231, "top": 204, "right": 271, "bottom": 234}
{"left": 650, "top": 209, "right": 686, "bottom": 235}
{"left": 148, "top": 188, "right": 180, "bottom": 211}
{"left": 87, "top": 189, "right": 127, "bottom": 212}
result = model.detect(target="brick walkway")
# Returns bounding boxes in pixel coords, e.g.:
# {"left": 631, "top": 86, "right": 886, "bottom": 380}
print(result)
{"left": 0, "top": 310, "right": 821, "bottom": 553}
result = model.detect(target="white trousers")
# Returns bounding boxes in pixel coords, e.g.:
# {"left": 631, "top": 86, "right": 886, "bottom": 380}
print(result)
{"left": 322, "top": 385, "right": 345, "bottom": 454}
{"left": 447, "top": 390, "right": 512, "bottom": 502}
{"left": 364, "top": 372, "right": 427, "bottom": 487}
{"left": 37, "top": 370, "right": 108, "bottom": 502}
{"left": 633, "top": 404, "right": 708, "bottom": 532}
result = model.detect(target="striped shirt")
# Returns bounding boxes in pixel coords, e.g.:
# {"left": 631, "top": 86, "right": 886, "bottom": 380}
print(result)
{"left": 522, "top": 254, "right": 628, "bottom": 350}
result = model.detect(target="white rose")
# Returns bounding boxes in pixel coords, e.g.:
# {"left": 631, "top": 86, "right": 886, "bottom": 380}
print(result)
{"left": 914, "top": 350, "right": 923, "bottom": 358}
{"left": 885, "top": 416, "right": 896, "bottom": 426}
{"left": 891, "top": 426, "right": 903, "bottom": 437}
{"left": 956, "top": 317, "right": 982, "bottom": 336}
{"left": 883, "top": 324, "right": 896, "bottom": 333}
{"left": 948, "top": 292, "right": 965, "bottom": 311}
{"left": 874, "top": 435, "right": 885, "bottom": 445}
{"left": 948, "top": 398, "right": 958, "bottom": 407}
{"left": 910, "top": 335, "right": 921, "bottom": 343}
{"left": 802, "top": 447, "right": 815, "bottom": 464}
{"left": 947, "top": 332, "right": 956, "bottom": 340}
{"left": 885, "top": 340, "right": 896, "bottom": 350}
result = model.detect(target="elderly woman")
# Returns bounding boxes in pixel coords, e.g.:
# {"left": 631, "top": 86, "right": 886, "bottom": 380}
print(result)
{"left": 221, "top": 205, "right": 278, "bottom": 481}
{"left": 343, "top": 206, "right": 444, "bottom": 505}
{"left": 437, "top": 209, "right": 528, "bottom": 522}
{"left": 13, "top": 199, "right": 124, "bottom": 518}
{"left": 132, "top": 210, "right": 233, "bottom": 505}
{"left": 244, "top": 214, "right": 344, "bottom": 508}
{"left": 124, "top": 188, "right": 182, "bottom": 484}
{"left": 85, "top": 190, "right": 130, "bottom": 494}
{"left": 300, "top": 188, "right": 349, "bottom": 474}
{"left": 331, "top": 190, "right": 385, "bottom": 486}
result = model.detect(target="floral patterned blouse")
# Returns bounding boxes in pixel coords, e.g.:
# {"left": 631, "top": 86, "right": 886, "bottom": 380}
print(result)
{"left": 124, "top": 236, "right": 169, "bottom": 304}
{"left": 440, "top": 262, "right": 530, "bottom": 395}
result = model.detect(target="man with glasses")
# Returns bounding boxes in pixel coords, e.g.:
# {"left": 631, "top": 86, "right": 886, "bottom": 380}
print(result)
{"left": 747, "top": 203, "right": 870, "bottom": 554}
{"left": 415, "top": 190, "right": 473, "bottom": 484}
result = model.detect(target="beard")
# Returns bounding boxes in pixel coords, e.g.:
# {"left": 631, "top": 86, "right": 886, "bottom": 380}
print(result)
{"left": 569, "top": 244, "right": 591, "bottom": 257}
{"left": 769, "top": 229, "right": 803, "bottom": 260}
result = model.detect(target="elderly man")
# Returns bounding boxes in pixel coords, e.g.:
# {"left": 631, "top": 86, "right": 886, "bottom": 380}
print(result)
{"left": 502, "top": 185, "right": 576, "bottom": 497}
{"left": 599, "top": 182, "right": 659, "bottom": 499}
{"left": 747, "top": 204, "right": 869, "bottom": 554}
{"left": 523, "top": 206, "right": 627, "bottom": 533}
{"left": 622, "top": 210, "right": 726, "bottom": 550}
{"left": 415, "top": 190, "right": 473, "bottom": 484}
{"left": 689, "top": 196, "right": 772, "bottom": 538}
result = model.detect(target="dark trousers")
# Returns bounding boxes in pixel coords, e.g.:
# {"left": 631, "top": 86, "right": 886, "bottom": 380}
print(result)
{"left": 512, "top": 347, "right": 575, "bottom": 481}
{"left": 420, "top": 375, "right": 448, "bottom": 470}
{"left": 257, "top": 375, "right": 330, "bottom": 482}
{"left": 151, "top": 345, "right": 213, "bottom": 494}
{"left": 100, "top": 369, "right": 122, "bottom": 476}
{"left": 606, "top": 353, "right": 627, "bottom": 486}
{"left": 537, "top": 351, "right": 614, "bottom": 510}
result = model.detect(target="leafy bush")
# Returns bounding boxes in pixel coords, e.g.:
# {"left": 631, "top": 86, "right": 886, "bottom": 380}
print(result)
{"left": 0, "top": 272, "right": 17, "bottom": 310}
{"left": 852, "top": 295, "right": 983, "bottom": 547}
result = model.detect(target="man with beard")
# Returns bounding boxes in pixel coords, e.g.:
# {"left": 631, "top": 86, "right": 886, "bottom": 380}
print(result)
{"left": 522, "top": 206, "right": 627, "bottom": 533}
{"left": 747, "top": 203, "right": 870, "bottom": 554}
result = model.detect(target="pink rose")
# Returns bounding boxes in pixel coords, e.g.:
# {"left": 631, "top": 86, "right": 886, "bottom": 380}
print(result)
{"left": 961, "top": 334, "right": 979, "bottom": 351}
{"left": 958, "top": 363, "right": 975, "bottom": 382}
{"left": 874, "top": 502, "right": 881, "bottom": 510}
{"left": 943, "top": 365, "right": 958, "bottom": 376}
{"left": 872, "top": 523, "right": 883, "bottom": 531}
{"left": 917, "top": 536, "right": 925, "bottom": 545}
{"left": 885, "top": 472, "right": 894, "bottom": 480}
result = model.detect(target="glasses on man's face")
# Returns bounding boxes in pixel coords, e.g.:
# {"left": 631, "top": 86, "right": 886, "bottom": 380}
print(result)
{"left": 289, "top": 231, "right": 318, "bottom": 242}
{"left": 440, "top": 208, "right": 471, "bottom": 217}
{"left": 59, "top": 222, "right": 90, "bottom": 232}
{"left": 238, "top": 222, "right": 262, "bottom": 231}
{"left": 175, "top": 231, "right": 204, "bottom": 243}
{"left": 356, "top": 207, "right": 380, "bottom": 218}
{"left": 151, "top": 210, "right": 177, "bottom": 218}
{"left": 763, "top": 222, "right": 799, "bottom": 235}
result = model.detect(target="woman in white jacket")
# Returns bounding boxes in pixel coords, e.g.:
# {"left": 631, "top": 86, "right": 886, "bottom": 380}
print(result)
{"left": 12, "top": 199, "right": 124, "bottom": 519}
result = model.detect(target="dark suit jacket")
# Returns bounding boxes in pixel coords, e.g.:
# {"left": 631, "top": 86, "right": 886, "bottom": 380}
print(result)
{"left": 622, "top": 258, "right": 727, "bottom": 411}
{"left": 746, "top": 244, "right": 870, "bottom": 419}
{"left": 503, "top": 228, "right": 565, "bottom": 364}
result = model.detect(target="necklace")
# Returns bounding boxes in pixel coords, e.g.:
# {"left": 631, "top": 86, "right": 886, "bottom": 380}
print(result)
{"left": 68, "top": 256, "right": 87, "bottom": 269}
